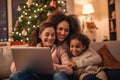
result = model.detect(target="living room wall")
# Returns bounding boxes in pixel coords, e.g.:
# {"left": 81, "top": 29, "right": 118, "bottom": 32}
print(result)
{"left": 116, "top": 0, "right": 120, "bottom": 40}
{"left": 74, "top": 0, "right": 109, "bottom": 42}
{"left": 73, "top": 0, "right": 120, "bottom": 42}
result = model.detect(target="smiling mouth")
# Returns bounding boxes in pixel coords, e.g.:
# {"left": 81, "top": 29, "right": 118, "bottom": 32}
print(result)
{"left": 47, "top": 41, "right": 54, "bottom": 43}
{"left": 73, "top": 52, "right": 77, "bottom": 54}
{"left": 72, "top": 51, "right": 79, "bottom": 54}
{"left": 60, "top": 36, "right": 66, "bottom": 39}
{"left": 46, "top": 40, "right": 53, "bottom": 43}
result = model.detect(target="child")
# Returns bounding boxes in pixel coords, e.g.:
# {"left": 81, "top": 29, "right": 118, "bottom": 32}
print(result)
{"left": 69, "top": 33, "right": 107, "bottom": 80}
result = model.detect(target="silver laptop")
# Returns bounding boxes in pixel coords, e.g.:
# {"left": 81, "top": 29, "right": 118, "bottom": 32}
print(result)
{"left": 11, "top": 47, "right": 54, "bottom": 74}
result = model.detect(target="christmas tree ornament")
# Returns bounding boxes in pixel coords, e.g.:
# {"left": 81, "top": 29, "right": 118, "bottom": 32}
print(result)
{"left": 14, "top": 21, "right": 19, "bottom": 28}
{"left": 18, "top": 17, "right": 22, "bottom": 22}
{"left": 17, "top": 6, "right": 21, "bottom": 11}
{"left": 47, "top": 11, "right": 51, "bottom": 16}
{"left": 27, "top": 0, "right": 32, "bottom": 7}
{"left": 22, "top": 29, "right": 28, "bottom": 36}
{"left": 49, "top": 0, "right": 56, "bottom": 8}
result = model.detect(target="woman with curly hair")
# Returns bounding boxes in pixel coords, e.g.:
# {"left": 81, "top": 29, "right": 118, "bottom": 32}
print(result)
{"left": 46, "top": 10, "right": 81, "bottom": 80}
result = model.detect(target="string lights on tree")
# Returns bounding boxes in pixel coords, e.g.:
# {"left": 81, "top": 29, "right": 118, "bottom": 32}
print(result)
{"left": 12, "top": 0, "right": 64, "bottom": 42}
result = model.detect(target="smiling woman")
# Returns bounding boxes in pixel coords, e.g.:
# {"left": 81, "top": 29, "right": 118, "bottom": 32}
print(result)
{"left": 0, "top": 0, "right": 8, "bottom": 42}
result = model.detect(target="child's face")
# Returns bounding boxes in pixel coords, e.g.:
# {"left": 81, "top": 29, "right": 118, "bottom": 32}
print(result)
{"left": 39, "top": 27, "right": 55, "bottom": 47}
{"left": 70, "top": 39, "right": 85, "bottom": 57}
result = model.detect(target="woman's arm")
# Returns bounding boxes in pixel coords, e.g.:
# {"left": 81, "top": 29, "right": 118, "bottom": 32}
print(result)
{"left": 54, "top": 63, "right": 73, "bottom": 75}
{"left": 55, "top": 46, "right": 73, "bottom": 74}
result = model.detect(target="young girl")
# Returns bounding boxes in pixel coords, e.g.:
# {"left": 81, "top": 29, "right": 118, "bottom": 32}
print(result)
{"left": 69, "top": 33, "right": 107, "bottom": 80}
{"left": 10, "top": 22, "right": 73, "bottom": 80}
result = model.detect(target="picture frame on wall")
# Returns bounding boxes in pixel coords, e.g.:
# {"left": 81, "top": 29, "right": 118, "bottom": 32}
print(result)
{"left": 0, "top": 0, "right": 8, "bottom": 42}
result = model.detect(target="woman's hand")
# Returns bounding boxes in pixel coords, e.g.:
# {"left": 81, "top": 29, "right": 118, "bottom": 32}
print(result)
{"left": 10, "top": 62, "right": 16, "bottom": 73}
{"left": 63, "top": 61, "right": 76, "bottom": 67}
{"left": 53, "top": 63, "right": 73, "bottom": 74}
{"left": 70, "top": 61, "right": 76, "bottom": 67}
{"left": 53, "top": 64, "right": 58, "bottom": 71}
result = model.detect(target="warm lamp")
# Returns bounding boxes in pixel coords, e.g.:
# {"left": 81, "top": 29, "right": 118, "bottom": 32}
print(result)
{"left": 82, "top": 3, "right": 95, "bottom": 15}
{"left": 74, "top": 0, "right": 92, "bottom": 5}
{"left": 82, "top": 3, "right": 97, "bottom": 42}
{"left": 82, "top": 3, "right": 95, "bottom": 22}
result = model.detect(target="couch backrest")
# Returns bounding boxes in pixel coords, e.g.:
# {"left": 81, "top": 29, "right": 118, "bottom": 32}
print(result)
{"left": 90, "top": 41, "right": 120, "bottom": 62}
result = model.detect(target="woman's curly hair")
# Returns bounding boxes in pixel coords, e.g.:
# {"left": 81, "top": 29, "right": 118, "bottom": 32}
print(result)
{"left": 46, "top": 9, "right": 81, "bottom": 44}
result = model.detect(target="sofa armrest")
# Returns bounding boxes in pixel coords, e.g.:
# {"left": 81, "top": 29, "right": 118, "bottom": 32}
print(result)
{"left": 0, "top": 46, "right": 13, "bottom": 79}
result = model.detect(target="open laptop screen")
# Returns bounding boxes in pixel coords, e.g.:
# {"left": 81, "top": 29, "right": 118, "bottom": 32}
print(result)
{"left": 11, "top": 47, "right": 54, "bottom": 74}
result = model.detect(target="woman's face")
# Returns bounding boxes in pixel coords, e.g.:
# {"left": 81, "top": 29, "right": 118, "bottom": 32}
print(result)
{"left": 70, "top": 39, "right": 85, "bottom": 57}
{"left": 39, "top": 27, "right": 55, "bottom": 47}
{"left": 56, "top": 21, "right": 70, "bottom": 43}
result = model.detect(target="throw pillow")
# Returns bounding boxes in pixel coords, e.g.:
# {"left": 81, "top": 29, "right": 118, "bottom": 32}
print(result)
{"left": 97, "top": 44, "right": 120, "bottom": 69}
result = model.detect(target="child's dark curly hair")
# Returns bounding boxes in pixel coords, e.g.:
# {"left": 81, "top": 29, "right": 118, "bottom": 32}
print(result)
{"left": 69, "top": 33, "right": 90, "bottom": 51}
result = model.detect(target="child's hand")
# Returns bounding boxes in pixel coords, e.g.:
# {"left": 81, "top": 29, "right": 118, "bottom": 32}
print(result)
{"left": 53, "top": 64, "right": 58, "bottom": 71}
{"left": 70, "top": 61, "right": 76, "bottom": 67}
{"left": 63, "top": 62, "right": 72, "bottom": 66}
{"left": 10, "top": 62, "right": 16, "bottom": 73}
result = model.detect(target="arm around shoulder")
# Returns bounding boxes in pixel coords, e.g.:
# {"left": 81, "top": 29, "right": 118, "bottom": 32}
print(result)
{"left": 74, "top": 48, "right": 102, "bottom": 68}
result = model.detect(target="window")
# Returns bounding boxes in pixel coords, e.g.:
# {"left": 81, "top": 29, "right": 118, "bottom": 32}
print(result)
{"left": 0, "top": 0, "right": 8, "bottom": 42}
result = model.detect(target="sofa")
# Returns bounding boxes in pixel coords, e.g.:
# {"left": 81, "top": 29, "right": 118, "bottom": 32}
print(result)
{"left": 0, "top": 41, "right": 120, "bottom": 80}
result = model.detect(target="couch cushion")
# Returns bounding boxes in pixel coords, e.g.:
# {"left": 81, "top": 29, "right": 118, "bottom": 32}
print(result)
{"left": 110, "top": 62, "right": 120, "bottom": 69}
{"left": 97, "top": 44, "right": 120, "bottom": 69}
{"left": 90, "top": 41, "right": 120, "bottom": 62}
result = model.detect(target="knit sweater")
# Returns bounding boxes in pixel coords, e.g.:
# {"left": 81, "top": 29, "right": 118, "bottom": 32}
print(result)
{"left": 37, "top": 43, "right": 73, "bottom": 74}
{"left": 72, "top": 48, "right": 102, "bottom": 68}
{"left": 71, "top": 48, "right": 108, "bottom": 80}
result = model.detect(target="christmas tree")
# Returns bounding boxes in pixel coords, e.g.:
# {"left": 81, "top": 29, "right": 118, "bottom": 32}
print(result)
{"left": 12, "top": 0, "right": 65, "bottom": 42}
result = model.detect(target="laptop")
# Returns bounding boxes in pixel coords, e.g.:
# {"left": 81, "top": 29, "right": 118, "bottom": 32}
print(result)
{"left": 11, "top": 47, "right": 54, "bottom": 74}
